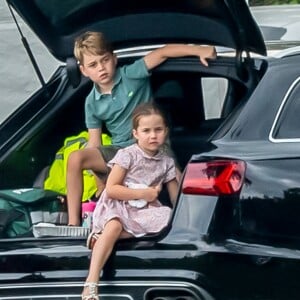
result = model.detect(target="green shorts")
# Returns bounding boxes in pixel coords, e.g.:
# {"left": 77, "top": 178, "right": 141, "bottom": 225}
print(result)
{"left": 92, "top": 145, "right": 122, "bottom": 178}
{"left": 98, "top": 145, "right": 122, "bottom": 163}
{"left": 99, "top": 145, "right": 122, "bottom": 162}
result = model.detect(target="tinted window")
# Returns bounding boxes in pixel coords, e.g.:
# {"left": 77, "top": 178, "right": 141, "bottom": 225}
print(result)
{"left": 273, "top": 78, "right": 300, "bottom": 139}
{"left": 153, "top": 75, "right": 228, "bottom": 128}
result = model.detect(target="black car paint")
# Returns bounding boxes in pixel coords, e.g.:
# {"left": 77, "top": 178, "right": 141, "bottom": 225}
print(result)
{"left": 1, "top": 56, "right": 300, "bottom": 300}
{"left": 2, "top": 0, "right": 300, "bottom": 299}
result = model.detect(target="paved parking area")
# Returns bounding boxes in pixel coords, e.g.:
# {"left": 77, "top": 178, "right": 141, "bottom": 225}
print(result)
{"left": 0, "top": 1, "right": 59, "bottom": 123}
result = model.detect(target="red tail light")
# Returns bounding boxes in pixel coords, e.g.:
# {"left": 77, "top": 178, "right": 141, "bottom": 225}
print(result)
{"left": 182, "top": 160, "right": 246, "bottom": 196}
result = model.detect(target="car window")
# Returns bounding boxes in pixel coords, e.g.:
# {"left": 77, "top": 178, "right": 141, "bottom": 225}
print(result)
{"left": 153, "top": 74, "right": 228, "bottom": 127}
{"left": 152, "top": 73, "right": 230, "bottom": 168}
{"left": 202, "top": 77, "right": 228, "bottom": 119}
{"left": 272, "top": 77, "right": 300, "bottom": 140}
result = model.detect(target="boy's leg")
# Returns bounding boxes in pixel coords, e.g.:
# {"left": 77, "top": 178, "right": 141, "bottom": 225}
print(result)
{"left": 66, "top": 147, "right": 107, "bottom": 226}
{"left": 93, "top": 146, "right": 121, "bottom": 197}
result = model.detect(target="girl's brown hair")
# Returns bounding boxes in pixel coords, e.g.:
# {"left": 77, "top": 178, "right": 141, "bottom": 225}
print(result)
{"left": 132, "top": 102, "right": 168, "bottom": 130}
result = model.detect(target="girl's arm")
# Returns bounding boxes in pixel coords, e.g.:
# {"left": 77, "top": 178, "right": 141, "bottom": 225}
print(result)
{"left": 144, "top": 44, "right": 216, "bottom": 70}
{"left": 166, "top": 178, "right": 179, "bottom": 207}
{"left": 106, "top": 164, "right": 160, "bottom": 202}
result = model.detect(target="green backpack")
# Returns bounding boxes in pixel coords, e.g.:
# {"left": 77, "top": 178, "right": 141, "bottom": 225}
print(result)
{"left": 0, "top": 188, "right": 67, "bottom": 238}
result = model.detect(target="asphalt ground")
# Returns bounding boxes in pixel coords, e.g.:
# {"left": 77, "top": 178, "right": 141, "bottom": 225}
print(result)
{"left": 0, "top": 1, "right": 59, "bottom": 123}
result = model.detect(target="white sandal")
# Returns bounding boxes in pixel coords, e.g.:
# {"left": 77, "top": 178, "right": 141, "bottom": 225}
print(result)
{"left": 86, "top": 232, "right": 101, "bottom": 250}
{"left": 81, "top": 282, "right": 98, "bottom": 300}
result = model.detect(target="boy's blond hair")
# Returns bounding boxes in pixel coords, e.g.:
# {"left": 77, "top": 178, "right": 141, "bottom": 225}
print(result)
{"left": 73, "top": 31, "right": 114, "bottom": 65}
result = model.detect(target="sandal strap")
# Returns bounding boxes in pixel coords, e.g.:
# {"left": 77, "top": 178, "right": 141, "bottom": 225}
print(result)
{"left": 82, "top": 295, "right": 98, "bottom": 300}
{"left": 82, "top": 282, "right": 98, "bottom": 300}
{"left": 86, "top": 232, "right": 101, "bottom": 250}
{"left": 82, "top": 296, "right": 98, "bottom": 300}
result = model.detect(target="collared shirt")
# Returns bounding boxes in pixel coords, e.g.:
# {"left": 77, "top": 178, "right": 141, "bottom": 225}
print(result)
{"left": 107, "top": 143, "right": 176, "bottom": 186}
{"left": 85, "top": 58, "right": 152, "bottom": 147}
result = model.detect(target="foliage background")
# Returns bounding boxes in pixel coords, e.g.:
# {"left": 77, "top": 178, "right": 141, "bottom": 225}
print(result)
{"left": 250, "top": 0, "right": 300, "bottom": 4}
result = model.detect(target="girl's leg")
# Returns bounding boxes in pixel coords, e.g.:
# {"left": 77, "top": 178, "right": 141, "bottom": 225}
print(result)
{"left": 82, "top": 219, "right": 130, "bottom": 298}
{"left": 87, "top": 229, "right": 132, "bottom": 250}
{"left": 66, "top": 147, "right": 107, "bottom": 226}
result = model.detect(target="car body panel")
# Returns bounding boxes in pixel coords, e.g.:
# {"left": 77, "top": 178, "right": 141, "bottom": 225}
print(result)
{"left": 188, "top": 55, "right": 300, "bottom": 248}
{"left": 2, "top": 235, "right": 300, "bottom": 299}
{"left": 2, "top": 46, "right": 300, "bottom": 299}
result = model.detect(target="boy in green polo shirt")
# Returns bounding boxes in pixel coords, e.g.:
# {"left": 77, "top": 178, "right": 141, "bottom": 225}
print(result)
{"left": 67, "top": 31, "right": 216, "bottom": 226}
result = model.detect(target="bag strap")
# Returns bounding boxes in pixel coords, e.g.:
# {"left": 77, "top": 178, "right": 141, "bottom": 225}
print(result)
{"left": 0, "top": 192, "right": 26, "bottom": 205}
{"left": 0, "top": 190, "right": 60, "bottom": 205}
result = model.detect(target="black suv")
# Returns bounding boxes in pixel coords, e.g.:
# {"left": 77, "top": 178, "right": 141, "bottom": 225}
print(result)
{"left": 2, "top": 0, "right": 300, "bottom": 299}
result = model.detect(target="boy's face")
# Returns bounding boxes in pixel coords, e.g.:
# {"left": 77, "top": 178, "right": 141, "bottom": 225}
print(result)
{"left": 80, "top": 52, "right": 117, "bottom": 88}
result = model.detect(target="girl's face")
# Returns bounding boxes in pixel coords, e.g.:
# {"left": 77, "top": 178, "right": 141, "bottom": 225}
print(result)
{"left": 133, "top": 114, "right": 168, "bottom": 156}
{"left": 80, "top": 52, "right": 117, "bottom": 90}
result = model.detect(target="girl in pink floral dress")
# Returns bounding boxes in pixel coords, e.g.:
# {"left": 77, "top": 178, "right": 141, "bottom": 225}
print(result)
{"left": 81, "top": 103, "right": 178, "bottom": 300}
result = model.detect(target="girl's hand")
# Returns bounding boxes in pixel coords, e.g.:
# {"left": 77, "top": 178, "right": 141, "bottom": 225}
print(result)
{"left": 143, "top": 185, "right": 161, "bottom": 202}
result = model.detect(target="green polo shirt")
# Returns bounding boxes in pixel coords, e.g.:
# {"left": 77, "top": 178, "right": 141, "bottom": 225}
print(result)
{"left": 85, "top": 58, "right": 152, "bottom": 147}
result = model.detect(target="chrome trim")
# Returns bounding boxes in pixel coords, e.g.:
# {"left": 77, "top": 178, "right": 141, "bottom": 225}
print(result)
{"left": 269, "top": 76, "right": 300, "bottom": 143}
{"left": 0, "top": 296, "right": 132, "bottom": 300}
{"left": 0, "top": 280, "right": 213, "bottom": 300}
{"left": 115, "top": 44, "right": 164, "bottom": 58}
{"left": 0, "top": 280, "right": 193, "bottom": 289}
{"left": 270, "top": 45, "right": 300, "bottom": 58}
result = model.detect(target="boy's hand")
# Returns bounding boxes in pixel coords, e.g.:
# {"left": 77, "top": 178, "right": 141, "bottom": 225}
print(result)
{"left": 199, "top": 46, "right": 217, "bottom": 67}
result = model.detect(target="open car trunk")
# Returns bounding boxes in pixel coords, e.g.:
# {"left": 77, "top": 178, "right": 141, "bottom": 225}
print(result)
{"left": 0, "top": 53, "right": 265, "bottom": 208}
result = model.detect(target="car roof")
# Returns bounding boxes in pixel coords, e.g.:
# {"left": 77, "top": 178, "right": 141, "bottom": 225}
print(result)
{"left": 6, "top": 0, "right": 266, "bottom": 61}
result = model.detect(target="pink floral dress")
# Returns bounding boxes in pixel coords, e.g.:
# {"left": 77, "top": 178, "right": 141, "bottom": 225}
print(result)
{"left": 92, "top": 143, "right": 176, "bottom": 237}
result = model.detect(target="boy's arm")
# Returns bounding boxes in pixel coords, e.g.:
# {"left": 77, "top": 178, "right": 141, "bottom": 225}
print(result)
{"left": 144, "top": 44, "right": 216, "bottom": 71}
{"left": 86, "top": 128, "right": 102, "bottom": 148}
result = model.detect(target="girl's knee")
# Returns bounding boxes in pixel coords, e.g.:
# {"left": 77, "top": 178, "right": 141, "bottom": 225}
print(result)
{"left": 105, "top": 219, "right": 123, "bottom": 235}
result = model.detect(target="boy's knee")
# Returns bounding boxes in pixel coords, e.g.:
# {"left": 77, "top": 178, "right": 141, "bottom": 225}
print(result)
{"left": 67, "top": 150, "right": 85, "bottom": 169}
